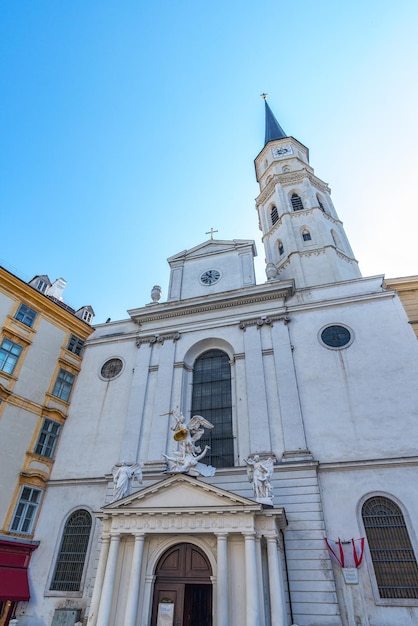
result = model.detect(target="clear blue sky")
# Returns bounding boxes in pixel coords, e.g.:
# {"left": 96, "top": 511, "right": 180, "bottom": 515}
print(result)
{"left": 1, "top": 1, "right": 417, "bottom": 323}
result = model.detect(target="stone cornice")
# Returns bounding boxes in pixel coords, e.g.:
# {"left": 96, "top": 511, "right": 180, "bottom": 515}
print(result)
{"left": 136, "top": 332, "right": 181, "bottom": 347}
{"left": 383, "top": 275, "right": 418, "bottom": 292}
{"left": 96, "top": 509, "right": 287, "bottom": 534}
{"left": 239, "top": 314, "right": 290, "bottom": 331}
{"left": 256, "top": 171, "right": 330, "bottom": 206}
{"left": 128, "top": 283, "right": 295, "bottom": 326}
{"left": 286, "top": 286, "right": 394, "bottom": 315}
{"left": 262, "top": 208, "right": 342, "bottom": 241}
{"left": 319, "top": 456, "right": 418, "bottom": 472}
{"left": 276, "top": 245, "right": 358, "bottom": 275}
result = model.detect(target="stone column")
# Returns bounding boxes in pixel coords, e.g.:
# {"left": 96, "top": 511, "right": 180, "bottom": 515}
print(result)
{"left": 216, "top": 533, "right": 229, "bottom": 626}
{"left": 121, "top": 341, "right": 153, "bottom": 461}
{"left": 266, "top": 535, "right": 286, "bottom": 625}
{"left": 255, "top": 535, "right": 266, "bottom": 626}
{"left": 242, "top": 326, "right": 272, "bottom": 452}
{"left": 87, "top": 533, "right": 111, "bottom": 626}
{"left": 124, "top": 533, "right": 145, "bottom": 626}
{"left": 243, "top": 533, "right": 259, "bottom": 626}
{"left": 96, "top": 533, "right": 121, "bottom": 626}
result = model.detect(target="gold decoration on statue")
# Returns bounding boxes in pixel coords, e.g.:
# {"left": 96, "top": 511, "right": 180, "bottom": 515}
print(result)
{"left": 173, "top": 428, "right": 188, "bottom": 441}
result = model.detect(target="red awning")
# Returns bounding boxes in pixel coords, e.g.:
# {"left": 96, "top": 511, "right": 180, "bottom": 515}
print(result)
{"left": 0, "top": 566, "right": 30, "bottom": 601}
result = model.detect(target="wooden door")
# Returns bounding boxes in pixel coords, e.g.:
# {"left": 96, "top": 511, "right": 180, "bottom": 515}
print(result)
{"left": 152, "top": 543, "right": 212, "bottom": 626}
{"left": 151, "top": 583, "right": 184, "bottom": 626}
{"left": 183, "top": 584, "right": 212, "bottom": 626}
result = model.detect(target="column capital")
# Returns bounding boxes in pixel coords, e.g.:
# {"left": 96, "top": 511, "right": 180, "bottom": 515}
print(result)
{"left": 132, "top": 532, "right": 146, "bottom": 540}
{"left": 242, "top": 531, "right": 257, "bottom": 539}
{"left": 109, "top": 531, "right": 121, "bottom": 540}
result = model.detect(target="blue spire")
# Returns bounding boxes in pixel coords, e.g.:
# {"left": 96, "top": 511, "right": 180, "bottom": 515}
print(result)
{"left": 264, "top": 99, "right": 287, "bottom": 145}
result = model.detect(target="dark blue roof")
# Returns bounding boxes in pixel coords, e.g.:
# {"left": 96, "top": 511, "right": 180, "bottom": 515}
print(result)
{"left": 264, "top": 100, "right": 287, "bottom": 145}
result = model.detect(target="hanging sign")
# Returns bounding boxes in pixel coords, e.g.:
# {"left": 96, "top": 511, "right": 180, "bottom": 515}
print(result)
{"left": 157, "top": 600, "right": 174, "bottom": 626}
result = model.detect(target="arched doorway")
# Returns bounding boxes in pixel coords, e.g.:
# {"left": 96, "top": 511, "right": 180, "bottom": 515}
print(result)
{"left": 151, "top": 543, "right": 212, "bottom": 626}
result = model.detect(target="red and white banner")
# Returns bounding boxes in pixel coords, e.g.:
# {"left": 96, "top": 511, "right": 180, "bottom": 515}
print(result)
{"left": 324, "top": 537, "right": 365, "bottom": 568}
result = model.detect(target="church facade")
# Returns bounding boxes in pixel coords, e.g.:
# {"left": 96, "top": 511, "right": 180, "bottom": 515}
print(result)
{"left": 15, "top": 102, "right": 418, "bottom": 626}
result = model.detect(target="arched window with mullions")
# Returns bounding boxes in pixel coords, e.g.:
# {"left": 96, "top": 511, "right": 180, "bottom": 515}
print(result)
{"left": 291, "top": 193, "right": 304, "bottom": 211}
{"left": 362, "top": 496, "right": 418, "bottom": 599}
{"left": 191, "top": 349, "right": 233, "bottom": 468}
{"left": 50, "top": 509, "right": 92, "bottom": 592}
{"left": 270, "top": 206, "right": 279, "bottom": 225}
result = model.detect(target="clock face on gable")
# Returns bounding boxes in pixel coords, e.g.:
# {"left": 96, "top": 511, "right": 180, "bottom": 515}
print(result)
{"left": 200, "top": 269, "right": 221, "bottom": 285}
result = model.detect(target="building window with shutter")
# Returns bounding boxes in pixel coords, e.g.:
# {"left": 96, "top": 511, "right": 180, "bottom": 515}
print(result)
{"left": 10, "top": 486, "right": 42, "bottom": 534}
{"left": 15, "top": 303, "right": 37, "bottom": 328}
{"left": 52, "top": 368, "right": 75, "bottom": 402}
{"left": 0, "top": 338, "right": 23, "bottom": 375}
{"left": 35, "top": 418, "right": 62, "bottom": 458}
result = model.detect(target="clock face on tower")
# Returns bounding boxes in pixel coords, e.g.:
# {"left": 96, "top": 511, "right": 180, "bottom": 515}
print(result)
{"left": 272, "top": 145, "right": 293, "bottom": 158}
{"left": 200, "top": 269, "right": 221, "bottom": 285}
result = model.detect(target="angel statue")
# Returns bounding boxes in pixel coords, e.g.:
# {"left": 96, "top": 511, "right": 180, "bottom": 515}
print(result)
{"left": 162, "top": 409, "right": 216, "bottom": 477}
{"left": 111, "top": 460, "right": 143, "bottom": 501}
{"left": 244, "top": 455, "right": 274, "bottom": 504}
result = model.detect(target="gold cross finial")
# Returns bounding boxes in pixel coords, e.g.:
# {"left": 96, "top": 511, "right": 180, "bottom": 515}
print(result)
{"left": 205, "top": 227, "right": 218, "bottom": 240}
{"left": 260, "top": 93, "right": 268, "bottom": 100}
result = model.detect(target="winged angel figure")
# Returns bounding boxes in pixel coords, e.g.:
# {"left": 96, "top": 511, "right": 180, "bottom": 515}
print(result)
{"left": 245, "top": 455, "right": 274, "bottom": 502}
{"left": 163, "top": 410, "right": 216, "bottom": 477}
{"left": 111, "top": 460, "right": 143, "bottom": 501}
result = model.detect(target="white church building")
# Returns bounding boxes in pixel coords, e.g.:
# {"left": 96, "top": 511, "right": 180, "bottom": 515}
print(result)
{"left": 18, "top": 101, "right": 418, "bottom": 626}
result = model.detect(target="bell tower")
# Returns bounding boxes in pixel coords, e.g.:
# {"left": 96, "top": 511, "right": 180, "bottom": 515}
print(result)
{"left": 254, "top": 99, "right": 361, "bottom": 288}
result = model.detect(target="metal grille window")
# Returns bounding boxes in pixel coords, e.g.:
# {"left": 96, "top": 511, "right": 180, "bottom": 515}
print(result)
{"left": 0, "top": 338, "right": 23, "bottom": 375}
{"left": 362, "top": 496, "right": 418, "bottom": 599}
{"left": 191, "top": 349, "right": 233, "bottom": 468}
{"left": 10, "top": 486, "right": 42, "bottom": 534}
{"left": 271, "top": 206, "right": 279, "bottom": 225}
{"left": 15, "top": 303, "right": 37, "bottom": 328}
{"left": 291, "top": 193, "right": 304, "bottom": 211}
{"left": 35, "top": 418, "right": 61, "bottom": 458}
{"left": 67, "top": 334, "right": 84, "bottom": 356}
{"left": 50, "top": 510, "right": 92, "bottom": 591}
{"left": 52, "top": 368, "right": 75, "bottom": 402}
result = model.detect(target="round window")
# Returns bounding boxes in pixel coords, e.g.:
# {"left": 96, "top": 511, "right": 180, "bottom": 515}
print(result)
{"left": 100, "top": 358, "right": 123, "bottom": 380}
{"left": 320, "top": 325, "right": 352, "bottom": 349}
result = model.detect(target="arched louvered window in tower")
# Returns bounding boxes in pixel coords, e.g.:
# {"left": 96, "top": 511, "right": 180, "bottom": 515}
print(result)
{"left": 271, "top": 206, "right": 279, "bottom": 225}
{"left": 317, "top": 194, "right": 325, "bottom": 211}
{"left": 362, "top": 496, "right": 418, "bottom": 599}
{"left": 302, "top": 229, "right": 311, "bottom": 241}
{"left": 191, "top": 349, "right": 233, "bottom": 468}
{"left": 278, "top": 240, "right": 284, "bottom": 256}
{"left": 291, "top": 193, "right": 304, "bottom": 211}
{"left": 50, "top": 509, "right": 92, "bottom": 591}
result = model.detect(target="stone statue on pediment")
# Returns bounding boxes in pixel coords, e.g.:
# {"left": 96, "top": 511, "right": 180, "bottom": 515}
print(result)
{"left": 245, "top": 455, "right": 274, "bottom": 504}
{"left": 111, "top": 460, "right": 143, "bottom": 501}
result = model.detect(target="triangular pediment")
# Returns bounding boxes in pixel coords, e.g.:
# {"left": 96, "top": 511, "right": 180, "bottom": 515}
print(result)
{"left": 168, "top": 239, "right": 256, "bottom": 264}
{"left": 103, "top": 473, "right": 260, "bottom": 513}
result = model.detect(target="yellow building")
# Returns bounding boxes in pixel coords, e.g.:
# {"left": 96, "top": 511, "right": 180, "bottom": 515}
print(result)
{"left": 383, "top": 275, "right": 418, "bottom": 339}
{"left": 0, "top": 266, "right": 93, "bottom": 625}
